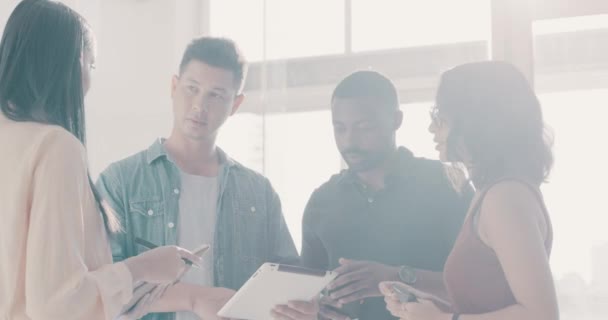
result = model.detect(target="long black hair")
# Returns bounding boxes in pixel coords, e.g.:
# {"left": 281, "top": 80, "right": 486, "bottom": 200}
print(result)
{"left": 0, "top": 0, "right": 119, "bottom": 232}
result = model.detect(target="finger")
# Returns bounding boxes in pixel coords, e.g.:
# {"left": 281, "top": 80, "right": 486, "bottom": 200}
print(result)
{"left": 384, "top": 299, "right": 404, "bottom": 318}
{"left": 175, "top": 264, "right": 192, "bottom": 282}
{"left": 378, "top": 281, "right": 397, "bottom": 297}
{"left": 176, "top": 247, "right": 203, "bottom": 267}
{"left": 272, "top": 305, "right": 302, "bottom": 320}
{"left": 384, "top": 295, "right": 401, "bottom": 306}
{"left": 125, "top": 293, "right": 151, "bottom": 319}
{"left": 402, "top": 302, "right": 418, "bottom": 314}
{"left": 384, "top": 297, "right": 401, "bottom": 310}
{"left": 159, "top": 282, "right": 173, "bottom": 298}
{"left": 329, "top": 276, "right": 368, "bottom": 300}
{"left": 319, "top": 305, "right": 351, "bottom": 320}
{"left": 338, "top": 258, "right": 354, "bottom": 266}
{"left": 172, "top": 257, "right": 188, "bottom": 278}
{"left": 337, "top": 287, "right": 378, "bottom": 304}
{"left": 320, "top": 296, "right": 342, "bottom": 309}
{"left": 147, "top": 285, "right": 162, "bottom": 303}
{"left": 122, "top": 283, "right": 154, "bottom": 313}
{"left": 332, "top": 259, "right": 362, "bottom": 275}
{"left": 133, "top": 280, "right": 147, "bottom": 291}
{"left": 270, "top": 309, "right": 290, "bottom": 320}
{"left": 389, "top": 282, "right": 427, "bottom": 298}
{"left": 328, "top": 271, "right": 367, "bottom": 292}
{"left": 270, "top": 311, "right": 291, "bottom": 320}
{"left": 275, "top": 304, "right": 309, "bottom": 319}
{"left": 149, "top": 283, "right": 169, "bottom": 302}
{"left": 287, "top": 300, "right": 318, "bottom": 315}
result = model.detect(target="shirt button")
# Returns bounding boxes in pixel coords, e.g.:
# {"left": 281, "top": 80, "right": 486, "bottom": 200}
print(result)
{"left": 173, "top": 188, "right": 180, "bottom": 195}
{"left": 147, "top": 209, "right": 154, "bottom": 216}
{"left": 250, "top": 206, "right": 256, "bottom": 213}
{"left": 168, "top": 222, "right": 175, "bottom": 228}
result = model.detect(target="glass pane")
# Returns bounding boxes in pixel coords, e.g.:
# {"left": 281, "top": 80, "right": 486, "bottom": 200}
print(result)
{"left": 534, "top": 15, "right": 608, "bottom": 320}
{"left": 539, "top": 90, "right": 608, "bottom": 320}
{"left": 352, "top": 0, "right": 491, "bottom": 52}
{"left": 210, "top": 0, "right": 265, "bottom": 61}
{"left": 397, "top": 102, "right": 438, "bottom": 160}
{"left": 263, "top": 110, "right": 342, "bottom": 250}
{"left": 534, "top": 14, "right": 608, "bottom": 35}
{"left": 217, "top": 112, "right": 265, "bottom": 173}
{"left": 210, "top": 0, "right": 344, "bottom": 61}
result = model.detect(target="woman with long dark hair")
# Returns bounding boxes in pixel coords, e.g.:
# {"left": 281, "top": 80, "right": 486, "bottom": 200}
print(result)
{"left": 380, "top": 61, "right": 559, "bottom": 320}
{"left": 0, "top": 1, "right": 201, "bottom": 319}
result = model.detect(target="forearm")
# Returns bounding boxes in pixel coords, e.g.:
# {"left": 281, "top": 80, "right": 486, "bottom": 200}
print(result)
{"left": 148, "top": 282, "right": 195, "bottom": 313}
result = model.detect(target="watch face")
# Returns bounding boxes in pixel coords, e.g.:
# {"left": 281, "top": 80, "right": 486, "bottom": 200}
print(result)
{"left": 400, "top": 266, "right": 417, "bottom": 284}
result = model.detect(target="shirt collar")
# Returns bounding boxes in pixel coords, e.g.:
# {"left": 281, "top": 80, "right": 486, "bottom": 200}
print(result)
{"left": 145, "top": 138, "right": 237, "bottom": 168}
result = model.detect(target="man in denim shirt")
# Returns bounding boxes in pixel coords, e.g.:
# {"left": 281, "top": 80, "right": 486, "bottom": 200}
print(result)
{"left": 96, "top": 37, "right": 298, "bottom": 320}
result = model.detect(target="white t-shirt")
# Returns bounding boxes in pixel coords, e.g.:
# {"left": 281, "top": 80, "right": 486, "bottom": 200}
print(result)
{"left": 175, "top": 170, "right": 219, "bottom": 320}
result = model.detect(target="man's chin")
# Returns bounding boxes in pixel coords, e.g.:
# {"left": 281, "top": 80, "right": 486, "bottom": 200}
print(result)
{"left": 182, "top": 128, "right": 211, "bottom": 141}
{"left": 345, "top": 161, "right": 374, "bottom": 172}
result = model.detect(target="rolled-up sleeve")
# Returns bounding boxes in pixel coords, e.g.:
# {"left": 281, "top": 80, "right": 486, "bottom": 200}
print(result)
{"left": 25, "top": 130, "right": 133, "bottom": 320}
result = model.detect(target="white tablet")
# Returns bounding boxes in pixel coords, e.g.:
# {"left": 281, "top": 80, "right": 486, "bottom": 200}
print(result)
{"left": 218, "top": 263, "right": 337, "bottom": 320}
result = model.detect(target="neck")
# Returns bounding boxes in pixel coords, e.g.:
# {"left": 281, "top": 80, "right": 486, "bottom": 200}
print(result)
{"left": 355, "top": 148, "right": 398, "bottom": 191}
{"left": 164, "top": 131, "right": 219, "bottom": 176}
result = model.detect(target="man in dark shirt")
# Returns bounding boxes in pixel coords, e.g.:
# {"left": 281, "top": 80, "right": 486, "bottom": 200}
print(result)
{"left": 276, "top": 71, "right": 471, "bottom": 320}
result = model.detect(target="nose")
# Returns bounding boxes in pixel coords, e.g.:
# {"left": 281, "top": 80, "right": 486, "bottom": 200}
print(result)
{"left": 335, "top": 129, "right": 358, "bottom": 152}
{"left": 191, "top": 100, "right": 208, "bottom": 114}
{"left": 344, "top": 128, "right": 362, "bottom": 149}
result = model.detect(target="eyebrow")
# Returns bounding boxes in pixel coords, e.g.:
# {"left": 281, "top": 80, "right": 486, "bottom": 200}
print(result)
{"left": 211, "top": 87, "right": 228, "bottom": 93}
{"left": 183, "top": 78, "right": 229, "bottom": 93}
{"left": 184, "top": 77, "right": 199, "bottom": 85}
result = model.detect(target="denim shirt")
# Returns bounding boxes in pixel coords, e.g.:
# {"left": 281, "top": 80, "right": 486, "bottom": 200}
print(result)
{"left": 96, "top": 138, "right": 298, "bottom": 320}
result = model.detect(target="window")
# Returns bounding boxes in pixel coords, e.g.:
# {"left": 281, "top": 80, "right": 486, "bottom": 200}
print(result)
{"left": 218, "top": 110, "right": 341, "bottom": 250}
{"left": 397, "top": 102, "right": 438, "bottom": 160}
{"left": 217, "top": 113, "right": 265, "bottom": 173}
{"left": 263, "top": 110, "right": 341, "bottom": 249}
{"left": 210, "top": 0, "right": 344, "bottom": 61}
{"left": 539, "top": 90, "right": 608, "bottom": 320}
{"left": 351, "top": 0, "right": 491, "bottom": 52}
{"left": 534, "top": 15, "right": 608, "bottom": 320}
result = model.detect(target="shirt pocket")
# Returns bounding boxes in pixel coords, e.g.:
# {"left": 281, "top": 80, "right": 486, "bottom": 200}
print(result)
{"left": 128, "top": 199, "right": 166, "bottom": 252}
{"left": 228, "top": 191, "right": 270, "bottom": 259}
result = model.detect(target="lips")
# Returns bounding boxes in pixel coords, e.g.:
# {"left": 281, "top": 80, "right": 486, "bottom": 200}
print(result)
{"left": 433, "top": 140, "right": 445, "bottom": 150}
{"left": 187, "top": 118, "right": 207, "bottom": 126}
{"left": 343, "top": 153, "right": 364, "bottom": 162}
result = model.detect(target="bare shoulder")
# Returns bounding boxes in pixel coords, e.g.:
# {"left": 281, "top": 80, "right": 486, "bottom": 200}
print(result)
{"left": 483, "top": 180, "right": 541, "bottom": 208}
{"left": 478, "top": 180, "right": 547, "bottom": 242}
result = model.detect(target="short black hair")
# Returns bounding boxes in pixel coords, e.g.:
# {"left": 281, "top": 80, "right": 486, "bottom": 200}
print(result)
{"left": 179, "top": 36, "right": 248, "bottom": 93}
{"left": 331, "top": 70, "right": 399, "bottom": 111}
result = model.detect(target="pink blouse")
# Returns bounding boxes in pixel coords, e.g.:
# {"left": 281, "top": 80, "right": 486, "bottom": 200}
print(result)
{"left": 0, "top": 113, "right": 133, "bottom": 320}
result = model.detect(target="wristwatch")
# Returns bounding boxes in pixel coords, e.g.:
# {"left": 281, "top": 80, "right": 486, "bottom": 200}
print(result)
{"left": 398, "top": 265, "right": 418, "bottom": 285}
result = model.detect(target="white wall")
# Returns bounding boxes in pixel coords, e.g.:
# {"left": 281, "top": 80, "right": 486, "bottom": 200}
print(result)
{"left": 82, "top": 0, "right": 205, "bottom": 177}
